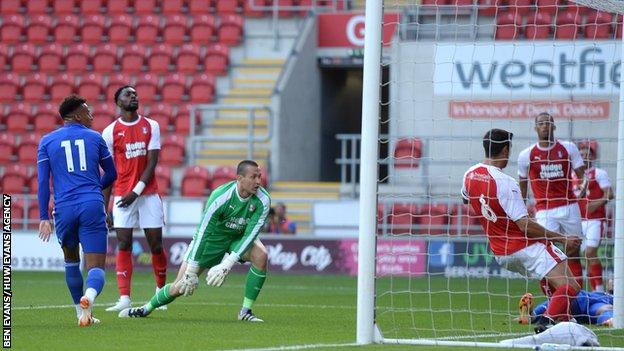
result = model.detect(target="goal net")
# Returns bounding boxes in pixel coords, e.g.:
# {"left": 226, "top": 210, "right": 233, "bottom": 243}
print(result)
{"left": 358, "top": 0, "right": 624, "bottom": 348}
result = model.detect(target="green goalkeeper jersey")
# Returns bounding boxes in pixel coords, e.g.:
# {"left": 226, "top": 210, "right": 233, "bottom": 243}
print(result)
{"left": 186, "top": 181, "right": 271, "bottom": 267}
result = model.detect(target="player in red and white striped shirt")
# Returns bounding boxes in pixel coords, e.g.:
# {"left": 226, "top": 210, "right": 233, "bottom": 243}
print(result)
{"left": 102, "top": 86, "right": 167, "bottom": 312}
{"left": 517, "top": 113, "right": 586, "bottom": 288}
{"left": 577, "top": 145, "right": 613, "bottom": 292}
{"left": 462, "top": 129, "right": 580, "bottom": 332}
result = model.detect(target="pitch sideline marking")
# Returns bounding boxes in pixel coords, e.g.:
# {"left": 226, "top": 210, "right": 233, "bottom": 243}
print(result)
{"left": 222, "top": 342, "right": 359, "bottom": 351}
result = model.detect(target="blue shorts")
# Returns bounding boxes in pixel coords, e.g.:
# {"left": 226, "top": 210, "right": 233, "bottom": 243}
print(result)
{"left": 54, "top": 200, "right": 107, "bottom": 254}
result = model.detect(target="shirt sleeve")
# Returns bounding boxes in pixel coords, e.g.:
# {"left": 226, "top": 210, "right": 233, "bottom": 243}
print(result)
{"left": 98, "top": 135, "right": 112, "bottom": 161}
{"left": 595, "top": 168, "right": 612, "bottom": 189}
{"left": 101, "top": 123, "right": 114, "bottom": 156}
{"left": 498, "top": 178, "right": 528, "bottom": 221}
{"left": 37, "top": 139, "right": 51, "bottom": 220}
{"left": 517, "top": 147, "right": 530, "bottom": 178}
{"left": 563, "top": 141, "right": 584, "bottom": 170}
{"left": 147, "top": 119, "right": 161, "bottom": 150}
{"left": 229, "top": 193, "right": 271, "bottom": 261}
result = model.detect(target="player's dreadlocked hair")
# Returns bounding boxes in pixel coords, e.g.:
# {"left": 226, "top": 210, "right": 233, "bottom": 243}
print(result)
{"left": 58, "top": 95, "right": 87, "bottom": 120}
{"left": 114, "top": 85, "right": 134, "bottom": 103}
{"left": 237, "top": 160, "right": 259, "bottom": 176}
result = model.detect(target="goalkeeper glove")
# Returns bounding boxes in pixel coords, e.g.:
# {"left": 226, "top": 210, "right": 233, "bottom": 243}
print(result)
{"left": 206, "top": 254, "right": 238, "bottom": 287}
{"left": 175, "top": 263, "right": 200, "bottom": 296}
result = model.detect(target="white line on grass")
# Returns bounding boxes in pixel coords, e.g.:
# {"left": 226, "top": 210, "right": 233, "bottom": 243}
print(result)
{"left": 14, "top": 301, "right": 356, "bottom": 311}
{"left": 222, "top": 342, "right": 359, "bottom": 351}
{"left": 438, "top": 332, "right": 527, "bottom": 340}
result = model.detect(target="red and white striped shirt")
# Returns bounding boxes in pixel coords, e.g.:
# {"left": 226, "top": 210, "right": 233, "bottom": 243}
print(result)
{"left": 577, "top": 167, "right": 611, "bottom": 220}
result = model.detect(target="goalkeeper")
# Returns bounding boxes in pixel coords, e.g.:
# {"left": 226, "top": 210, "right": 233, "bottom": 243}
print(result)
{"left": 119, "top": 160, "right": 271, "bottom": 322}
{"left": 519, "top": 290, "right": 613, "bottom": 327}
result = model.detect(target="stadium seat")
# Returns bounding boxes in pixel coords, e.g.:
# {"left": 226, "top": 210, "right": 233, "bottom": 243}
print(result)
{"left": 22, "top": 73, "right": 48, "bottom": 103}
{"left": 38, "top": 44, "right": 64, "bottom": 73}
{"left": 163, "top": 15, "right": 187, "bottom": 45}
{"left": 161, "top": 74, "right": 187, "bottom": 103}
{"left": 79, "top": 0, "right": 102, "bottom": 14}
{"left": 26, "top": 0, "right": 49, "bottom": 14}
{"left": 477, "top": 0, "right": 503, "bottom": 17}
{"left": 77, "top": 73, "right": 104, "bottom": 101}
{"left": 54, "top": 15, "right": 80, "bottom": 44}
{"left": 393, "top": 138, "right": 423, "bottom": 168}
{"left": 525, "top": 11, "right": 553, "bottom": 39}
{"left": 91, "top": 112, "right": 114, "bottom": 132}
{"left": 34, "top": 103, "right": 60, "bottom": 133}
{"left": 81, "top": 15, "right": 107, "bottom": 44}
{"left": 205, "top": 43, "right": 230, "bottom": 75}
{"left": 417, "top": 204, "right": 449, "bottom": 235}
{"left": 161, "top": 0, "right": 185, "bottom": 14}
{"left": 107, "top": 0, "right": 131, "bottom": 14}
{"left": 0, "top": 133, "right": 16, "bottom": 163}
{"left": 92, "top": 43, "right": 118, "bottom": 73}
{"left": 65, "top": 44, "right": 90, "bottom": 73}
{"left": 28, "top": 173, "right": 39, "bottom": 194}
{"left": 188, "top": 0, "right": 211, "bottom": 13}
{"left": 174, "top": 104, "right": 198, "bottom": 134}
{"left": 108, "top": 15, "right": 133, "bottom": 44}
{"left": 508, "top": 0, "right": 533, "bottom": 15}
{"left": 244, "top": 0, "right": 266, "bottom": 17}
{"left": 53, "top": 0, "right": 76, "bottom": 14}
{"left": 148, "top": 44, "right": 173, "bottom": 74}
{"left": 11, "top": 200, "right": 25, "bottom": 230}
{"left": 136, "top": 15, "right": 160, "bottom": 45}
{"left": 211, "top": 165, "right": 236, "bottom": 189}
{"left": 27, "top": 203, "right": 43, "bottom": 229}
{"left": 11, "top": 43, "right": 37, "bottom": 72}
{"left": 181, "top": 165, "right": 211, "bottom": 197}
{"left": 160, "top": 134, "right": 185, "bottom": 166}
{"left": 5, "top": 103, "right": 32, "bottom": 132}
{"left": 585, "top": 11, "right": 613, "bottom": 39}
{"left": 189, "top": 74, "right": 215, "bottom": 103}
{"left": 449, "top": 204, "right": 480, "bottom": 235}
{"left": 1, "top": 164, "right": 29, "bottom": 194}
{"left": 155, "top": 164, "right": 172, "bottom": 196}
{"left": 134, "top": 0, "right": 157, "bottom": 15}
{"left": 17, "top": 134, "right": 40, "bottom": 163}
{"left": 388, "top": 203, "right": 418, "bottom": 235}
{"left": 106, "top": 73, "right": 134, "bottom": 102}
{"left": 146, "top": 103, "right": 173, "bottom": 129}
{"left": 217, "top": 0, "right": 239, "bottom": 14}
{"left": 0, "top": 15, "right": 25, "bottom": 44}
{"left": 27, "top": 15, "right": 53, "bottom": 44}
{"left": 0, "top": 73, "right": 20, "bottom": 103}
{"left": 0, "top": 46, "right": 8, "bottom": 69}
{"left": 135, "top": 73, "right": 159, "bottom": 104}
{"left": 120, "top": 44, "right": 147, "bottom": 73}
{"left": 555, "top": 10, "right": 582, "bottom": 39}
{"left": 176, "top": 44, "right": 201, "bottom": 73}
{"left": 0, "top": 0, "right": 22, "bottom": 15}
{"left": 495, "top": 11, "right": 522, "bottom": 40}
{"left": 535, "top": 0, "right": 560, "bottom": 15}
{"left": 190, "top": 15, "right": 216, "bottom": 45}
{"left": 218, "top": 14, "right": 244, "bottom": 45}
{"left": 276, "top": 0, "right": 294, "bottom": 17}
{"left": 49, "top": 74, "right": 75, "bottom": 102}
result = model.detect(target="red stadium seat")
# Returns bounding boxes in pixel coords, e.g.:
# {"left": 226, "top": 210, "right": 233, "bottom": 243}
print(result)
{"left": 181, "top": 165, "right": 211, "bottom": 197}
{"left": 49, "top": 74, "right": 75, "bottom": 102}
{"left": 189, "top": 74, "right": 215, "bottom": 103}
{"left": 205, "top": 43, "right": 230, "bottom": 75}
{"left": 417, "top": 204, "right": 449, "bottom": 235}
{"left": 147, "top": 103, "right": 173, "bottom": 129}
{"left": 1, "top": 164, "right": 29, "bottom": 193}
{"left": 12, "top": 43, "right": 37, "bottom": 73}
{"left": 188, "top": 0, "right": 211, "bottom": 13}
{"left": 53, "top": 0, "right": 75, "bottom": 14}
{"left": 477, "top": 0, "right": 503, "bottom": 17}
{"left": 161, "top": 74, "right": 186, "bottom": 103}
{"left": 78, "top": 73, "right": 104, "bottom": 101}
{"left": 449, "top": 204, "right": 480, "bottom": 235}
{"left": 163, "top": 15, "right": 187, "bottom": 45}
{"left": 0, "top": 0, "right": 22, "bottom": 15}
{"left": 0, "top": 46, "right": 8, "bottom": 69}
{"left": 555, "top": 10, "right": 582, "bottom": 39}
{"left": 108, "top": 15, "right": 133, "bottom": 44}
{"left": 176, "top": 44, "right": 201, "bottom": 73}
{"left": 0, "top": 15, "right": 25, "bottom": 44}
{"left": 148, "top": 44, "right": 173, "bottom": 74}
{"left": 218, "top": 14, "right": 244, "bottom": 45}
{"left": 34, "top": 102, "right": 60, "bottom": 133}
{"left": 79, "top": 0, "right": 102, "bottom": 14}
{"left": 276, "top": 0, "right": 294, "bottom": 17}
{"left": 134, "top": 0, "right": 157, "bottom": 15}
{"left": 27, "top": 15, "right": 53, "bottom": 44}
{"left": 22, "top": 73, "right": 48, "bottom": 103}
{"left": 393, "top": 138, "right": 423, "bottom": 168}
{"left": 65, "top": 44, "right": 90, "bottom": 73}
{"left": 495, "top": 11, "right": 522, "bottom": 40}
{"left": 535, "top": 0, "right": 560, "bottom": 15}
{"left": 120, "top": 44, "right": 147, "bottom": 73}
{"left": 107, "top": 0, "right": 131, "bottom": 14}
{"left": 618, "top": 15, "right": 623, "bottom": 39}
{"left": 54, "top": 15, "right": 80, "bottom": 44}
{"left": 11, "top": 200, "right": 26, "bottom": 230}
{"left": 211, "top": 165, "right": 236, "bottom": 189}
{"left": 217, "top": 0, "right": 239, "bottom": 14}
{"left": 92, "top": 43, "right": 118, "bottom": 73}
{"left": 136, "top": 15, "right": 160, "bottom": 45}
{"left": 135, "top": 73, "right": 159, "bottom": 104}
{"left": 106, "top": 73, "right": 134, "bottom": 102}
{"left": 38, "top": 44, "right": 63, "bottom": 73}
{"left": 389, "top": 203, "right": 418, "bottom": 235}
{"left": 244, "top": 0, "right": 266, "bottom": 17}
{"left": 161, "top": 0, "right": 185, "bottom": 14}
{"left": 508, "top": 0, "right": 533, "bottom": 15}
{"left": 26, "top": 0, "right": 49, "bottom": 14}
{"left": 81, "top": 15, "right": 107, "bottom": 44}
{"left": 585, "top": 11, "right": 613, "bottom": 39}
{"left": 0, "top": 73, "right": 20, "bottom": 103}
{"left": 174, "top": 104, "right": 198, "bottom": 134}
{"left": 155, "top": 164, "right": 172, "bottom": 196}
{"left": 160, "top": 134, "right": 185, "bottom": 166}
{"left": 91, "top": 112, "right": 114, "bottom": 132}
{"left": 17, "top": 134, "right": 40, "bottom": 163}
{"left": 525, "top": 11, "right": 552, "bottom": 39}
{"left": 5, "top": 103, "right": 32, "bottom": 132}
{"left": 0, "top": 133, "right": 16, "bottom": 163}
{"left": 190, "top": 15, "right": 216, "bottom": 45}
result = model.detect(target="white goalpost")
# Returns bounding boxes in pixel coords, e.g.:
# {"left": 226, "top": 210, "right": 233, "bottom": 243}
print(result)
{"left": 357, "top": 0, "right": 624, "bottom": 348}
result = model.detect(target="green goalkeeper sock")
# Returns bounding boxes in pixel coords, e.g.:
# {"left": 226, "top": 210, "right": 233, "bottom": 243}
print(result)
{"left": 146, "top": 283, "right": 177, "bottom": 313}
{"left": 243, "top": 265, "right": 266, "bottom": 309}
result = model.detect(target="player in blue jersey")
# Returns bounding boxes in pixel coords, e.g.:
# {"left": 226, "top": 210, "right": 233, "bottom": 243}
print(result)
{"left": 519, "top": 291, "right": 613, "bottom": 327}
{"left": 37, "top": 95, "right": 117, "bottom": 326}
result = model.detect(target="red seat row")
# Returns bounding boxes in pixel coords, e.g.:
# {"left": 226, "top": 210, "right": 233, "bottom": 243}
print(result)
{"left": 180, "top": 165, "right": 269, "bottom": 197}
{"left": 377, "top": 202, "right": 483, "bottom": 235}
{"left": 0, "top": 14, "right": 243, "bottom": 45}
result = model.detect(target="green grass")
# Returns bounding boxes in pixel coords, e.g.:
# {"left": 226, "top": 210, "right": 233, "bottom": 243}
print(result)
{"left": 12, "top": 272, "right": 624, "bottom": 350}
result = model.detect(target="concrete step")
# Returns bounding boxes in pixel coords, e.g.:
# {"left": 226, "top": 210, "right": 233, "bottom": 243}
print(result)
{"left": 196, "top": 158, "right": 268, "bottom": 168}
{"left": 240, "top": 58, "right": 286, "bottom": 66}
{"left": 271, "top": 181, "right": 341, "bottom": 192}
{"left": 233, "top": 78, "right": 276, "bottom": 89}
{"left": 199, "top": 140, "right": 271, "bottom": 148}
{"left": 233, "top": 67, "right": 281, "bottom": 80}
{"left": 198, "top": 148, "right": 270, "bottom": 158}
{"left": 228, "top": 87, "right": 273, "bottom": 97}
{"left": 221, "top": 97, "right": 272, "bottom": 105}
{"left": 208, "top": 127, "right": 268, "bottom": 137}
{"left": 211, "top": 118, "right": 268, "bottom": 127}
{"left": 270, "top": 191, "right": 340, "bottom": 200}
{"left": 216, "top": 108, "right": 270, "bottom": 118}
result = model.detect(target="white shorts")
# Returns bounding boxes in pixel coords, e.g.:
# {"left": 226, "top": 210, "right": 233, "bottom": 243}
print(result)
{"left": 535, "top": 203, "right": 583, "bottom": 238}
{"left": 495, "top": 242, "right": 567, "bottom": 279}
{"left": 113, "top": 193, "right": 164, "bottom": 229}
{"left": 582, "top": 220, "right": 604, "bottom": 249}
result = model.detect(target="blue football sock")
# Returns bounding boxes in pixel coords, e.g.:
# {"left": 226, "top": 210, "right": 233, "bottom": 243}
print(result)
{"left": 64, "top": 261, "right": 83, "bottom": 305}
{"left": 85, "top": 267, "right": 105, "bottom": 297}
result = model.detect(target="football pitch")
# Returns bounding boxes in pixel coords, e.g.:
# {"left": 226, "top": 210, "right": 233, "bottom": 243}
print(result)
{"left": 13, "top": 271, "right": 624, "bottom": 350}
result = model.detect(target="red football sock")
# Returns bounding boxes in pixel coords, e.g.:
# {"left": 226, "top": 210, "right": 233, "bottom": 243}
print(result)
{"left": 151, "top": 250, "right": 168, "bottom": 289}
{"left": 568, "top": 259, "right": 584, "bottom": 290}
{"left": 116, "top": 249, "right": 133, "bottom": 296}
{"left": 545, "top": 284, "right": 578, "bottom": 321}
{"left": 589, "top": 262, "right": 604, "bottom": 291}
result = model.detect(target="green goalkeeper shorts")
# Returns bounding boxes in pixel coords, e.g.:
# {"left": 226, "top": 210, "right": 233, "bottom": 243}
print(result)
{"left": 184, "top": 232, "right": 246, "bottom": 269}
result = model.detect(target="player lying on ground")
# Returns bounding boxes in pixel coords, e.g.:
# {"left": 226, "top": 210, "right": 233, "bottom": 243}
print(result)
{"left": 119, "top": 160, "right": 271, "bottom": 322}
{"left": 518, "top": 291, "right": 613, "bottom": 327}
{"left": 462, "top": 128, "right": 581, "bottom": 334}
{"left": 37, "top": 95, "right": 118, "bottom": 326}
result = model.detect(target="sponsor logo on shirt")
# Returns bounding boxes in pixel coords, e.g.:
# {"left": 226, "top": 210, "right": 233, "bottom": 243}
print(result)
{"left": 225, "top": 217, "right": 249, "bottom": 231}
{"left": 249, "top": 204, "right": 256, "bottom": 212}
{"left": 467, "top": 172, "right": 491, "bottom": 183}
{"left": 142, "top": 127, "right": 148, "bottom": 134}
{"left": 124, "top": 141, "right": 147, "bottom": 159}
{"left": 539, "top": 163, "right": 564, "bottom": 179}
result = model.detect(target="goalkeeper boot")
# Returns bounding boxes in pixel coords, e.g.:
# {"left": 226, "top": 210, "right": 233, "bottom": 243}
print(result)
{"left": 118, "top": 306, "right": 149, "bottom": 318}
{"left": 518, "top": 293, "right": 534, "bottom": 325}
{"left": 238, "top": 308, "right": 264, "bottom": 322}
{"left": 106, "top": 295, "right": 131, "bottom": 312}
{"left": 534, "top": 315, "right": 556, "bottom": 334}
{"left": 78, "top": 296, "right": 98, "bottom": 327}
